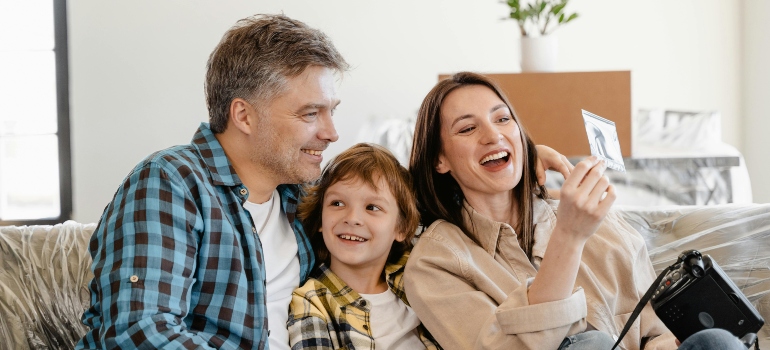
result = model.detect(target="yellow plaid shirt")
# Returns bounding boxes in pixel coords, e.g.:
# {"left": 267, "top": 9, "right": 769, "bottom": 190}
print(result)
{"left": 287, "top": 252, "right": 440, "bottom": 350}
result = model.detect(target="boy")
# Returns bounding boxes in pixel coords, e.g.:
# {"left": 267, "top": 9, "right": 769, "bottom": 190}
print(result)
{"left": 288, "top": 143, "right": 439, "bottom": 349}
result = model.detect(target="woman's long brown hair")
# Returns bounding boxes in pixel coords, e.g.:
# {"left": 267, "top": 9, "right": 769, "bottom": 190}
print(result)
{"left": 408, "top": 72, "right": 548, "bottom": 258}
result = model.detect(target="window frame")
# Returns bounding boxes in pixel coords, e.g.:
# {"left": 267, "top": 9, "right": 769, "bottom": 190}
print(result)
{"left": 0, "top": 0, "right": 72, "bottom": 226}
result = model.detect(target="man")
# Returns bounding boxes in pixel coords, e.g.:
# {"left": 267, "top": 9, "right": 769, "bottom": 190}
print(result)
{"left": 77, "top": 13, "right": 572, "bottom": 350}
{"left": 77, "top": 14, "right": 347, "bottom": 349}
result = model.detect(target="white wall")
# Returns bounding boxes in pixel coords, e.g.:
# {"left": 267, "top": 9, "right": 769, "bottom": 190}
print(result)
{"left": 68, "top": 1, "right": 753, "bottom": 223}
{"left": 743, "top": 1, "right": 770, "bottom": 203}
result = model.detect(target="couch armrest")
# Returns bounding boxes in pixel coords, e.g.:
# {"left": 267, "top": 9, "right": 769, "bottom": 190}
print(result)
{"left": 618, "top": 203, "right": 770, "bottom": 348}
{"left": 0, "top": 221, "right": 96, "bottom": 349}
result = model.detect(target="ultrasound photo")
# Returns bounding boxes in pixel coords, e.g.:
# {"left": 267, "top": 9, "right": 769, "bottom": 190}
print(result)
{"left": 581, "top": 109, "right": 626, "bottom": 172}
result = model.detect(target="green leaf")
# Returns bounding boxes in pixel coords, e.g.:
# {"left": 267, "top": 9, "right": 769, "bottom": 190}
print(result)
{"left": 505, "top": 0, "right": 578, "bottom": 34}
{"left": 551, "top": 3, "right": 566, "bottom": 15}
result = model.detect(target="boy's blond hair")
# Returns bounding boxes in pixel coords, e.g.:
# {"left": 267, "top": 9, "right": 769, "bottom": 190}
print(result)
{"left": 299, "top": 143, "right": 419, "bottom": 266}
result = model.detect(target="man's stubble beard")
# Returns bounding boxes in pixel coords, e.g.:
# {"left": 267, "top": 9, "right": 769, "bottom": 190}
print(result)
{"left": 250, "top": 120, "right": 322, "bottom": 185}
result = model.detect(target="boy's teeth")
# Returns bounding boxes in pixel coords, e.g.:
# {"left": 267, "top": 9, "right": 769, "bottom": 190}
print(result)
{"left": 340, "top": 234, "right": 367, "bottom": 242}
{"left": 481, "top": 151, "right": 508, "bottom": 164}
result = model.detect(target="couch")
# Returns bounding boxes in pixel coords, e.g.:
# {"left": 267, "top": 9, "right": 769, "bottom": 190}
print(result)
{"left": 1, "top": 204, "right": 769, "bottom": 349}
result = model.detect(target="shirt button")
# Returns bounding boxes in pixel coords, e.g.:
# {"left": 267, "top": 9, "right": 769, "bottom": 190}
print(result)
{"left": 130, "top": 275, "right": 139, "bottom": 283}
{"left": 240, "top": 188, "right": 248, "bottom": 196}
{"left": 252, "top": 226, "right": 257, "bottom": 233}
{"left": 363, "top": 324, "right": 369, "bottom": 331}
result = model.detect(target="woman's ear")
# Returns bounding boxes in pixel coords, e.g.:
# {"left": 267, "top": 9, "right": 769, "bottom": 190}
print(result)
{"left": 395, "top": 231, "right": 407, "bottom": 243}
{"left": 435, "top": 154, "right": 450, "bottom": 174}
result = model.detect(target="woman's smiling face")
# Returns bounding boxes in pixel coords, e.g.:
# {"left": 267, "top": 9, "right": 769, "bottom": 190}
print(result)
{"left": 435, "top": 84, "right": 524, "bottom": 201}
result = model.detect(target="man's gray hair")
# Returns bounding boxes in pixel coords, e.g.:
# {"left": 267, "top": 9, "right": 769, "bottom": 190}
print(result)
{"left": 205, "top": 14, "right": 349, "bottom": 133}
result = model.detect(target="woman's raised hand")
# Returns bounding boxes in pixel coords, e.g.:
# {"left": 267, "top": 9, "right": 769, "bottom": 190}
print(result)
{"left": 534, "top": 144, "right": 573, "bottom": 186}
{"left": 554, "top": 156, "right": 616, "bottom": 244}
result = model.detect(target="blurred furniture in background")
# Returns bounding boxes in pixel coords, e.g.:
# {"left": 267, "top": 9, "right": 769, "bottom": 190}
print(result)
{"left": 629, "top": 109, "right": 753, "bottom": 205}
{"left": 611, "top": 155, "right": 743, "bottom": 206}
{"left": 356, "top": 116, "right": 415, "bottom": 166}
{"left": 545, "top": 154, "right": 745, "bottom": 206}
{"left": 543, "top": 108, "right": 752, "bottom": 206}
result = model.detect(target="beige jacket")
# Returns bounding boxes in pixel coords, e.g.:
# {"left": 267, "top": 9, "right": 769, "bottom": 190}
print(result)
{"left": 404, "top": 198, "right": 675, "bottom": 350}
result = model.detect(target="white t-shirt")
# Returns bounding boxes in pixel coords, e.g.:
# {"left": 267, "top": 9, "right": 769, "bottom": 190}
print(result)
{"left": 243, "top": 189, "right": 300, "bottom": 350}
{"left": 359, "top": 289, "right": 426, "bottom": 350}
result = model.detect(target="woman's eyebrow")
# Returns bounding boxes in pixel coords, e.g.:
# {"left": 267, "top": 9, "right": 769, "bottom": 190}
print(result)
{"left": 490, "top": 103, "right": 508, "bottom": 113}
{"left": 450, "top": 104, "right": 509, "bottom": 127}
{"left": 450, "top": 114, "right": 474, "bottom": 128}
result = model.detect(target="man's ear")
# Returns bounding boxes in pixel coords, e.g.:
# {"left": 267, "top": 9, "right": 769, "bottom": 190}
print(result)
{"left": 435, "top": 154, "right": 450, "bottom": 174}
{"left": 229, "top": 98, "right": 255, "bottom": 135}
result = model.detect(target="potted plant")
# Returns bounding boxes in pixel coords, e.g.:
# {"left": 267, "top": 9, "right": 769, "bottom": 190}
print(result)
{"left": 503, "top": 0, "right": 579, "bottom": 72}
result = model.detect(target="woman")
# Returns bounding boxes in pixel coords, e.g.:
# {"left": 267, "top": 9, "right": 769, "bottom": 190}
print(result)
{"left": 404, "top": 72, "right": 746, "bottom": 350}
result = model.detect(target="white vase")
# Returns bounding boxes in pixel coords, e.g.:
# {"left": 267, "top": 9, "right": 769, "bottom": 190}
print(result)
{"left": 520, "top": 35, "right": 558, "bottom": 72}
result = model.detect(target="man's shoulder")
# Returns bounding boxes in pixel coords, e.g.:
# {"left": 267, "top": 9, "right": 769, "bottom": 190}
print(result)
{"left": 127, "top": 144, "right": 208, "bottom": 181}
{"left": 143, "top": 144, "right": 201, "bottom": 170}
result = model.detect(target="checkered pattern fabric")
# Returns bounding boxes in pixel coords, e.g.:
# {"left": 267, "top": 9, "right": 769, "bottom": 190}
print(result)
{"left": 288, "top": 252, "right": 440, "bottom": 350}
{"left": 77, "top": 123, "right": 314, "bottom": 349}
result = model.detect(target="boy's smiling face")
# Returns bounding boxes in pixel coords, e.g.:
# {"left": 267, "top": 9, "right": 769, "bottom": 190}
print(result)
{"left": 321, "top": 176, "right": 405, "bottom": 274}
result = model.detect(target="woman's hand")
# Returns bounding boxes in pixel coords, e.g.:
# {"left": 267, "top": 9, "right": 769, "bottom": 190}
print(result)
{"left": 534, "top": 145, "right": 573, "bottom": 186}
{"left": 528, "top": 156, "right": 616, "bottom": 305}
{"left": 553, "top": 156, "right": 616, "bottom": 244}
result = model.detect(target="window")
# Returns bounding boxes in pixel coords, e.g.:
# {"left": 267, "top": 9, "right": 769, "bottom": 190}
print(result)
{"left": 0, "top": 0, "right": 71, "bottom": 226}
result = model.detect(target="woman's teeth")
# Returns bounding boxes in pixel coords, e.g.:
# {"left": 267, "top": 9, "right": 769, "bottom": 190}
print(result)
{"left": 480, "top": 151, "right": 509, "bottom": 165}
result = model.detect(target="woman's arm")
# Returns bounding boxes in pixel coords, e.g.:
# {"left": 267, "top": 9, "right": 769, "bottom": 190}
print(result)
{"left": 529, "top": 156, "right": 615, "bottom": 304}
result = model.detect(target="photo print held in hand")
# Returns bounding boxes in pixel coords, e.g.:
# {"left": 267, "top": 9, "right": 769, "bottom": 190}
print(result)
{"left": 581, "top": 109, "right": 626, "bottom": 172}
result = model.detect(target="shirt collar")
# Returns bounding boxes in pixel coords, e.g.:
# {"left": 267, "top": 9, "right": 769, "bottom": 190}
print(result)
{"left": 461, "top": 202, "right": 509, "bottom": 256}
{"left": 461, "top": 197, "right": 557, "bottom": 259}
{"left": 314, "top": 263, "right": 367, "bottom": 309}
{"left": 314, "top": 252, "right": 410, "bottom": 310}
{"left": 190, "top": 122, "right": 242, "bottom": 186}
{"left": 384, "top": 251, "right": 409, "bottom": 303}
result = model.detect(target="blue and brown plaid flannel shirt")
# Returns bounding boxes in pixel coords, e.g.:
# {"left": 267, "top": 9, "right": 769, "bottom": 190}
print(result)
{"left": 77, "top": 122, "right": 315, "bottom": 349}
{"left": 287, "top": 252, "right": 440, "bottom": 350}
